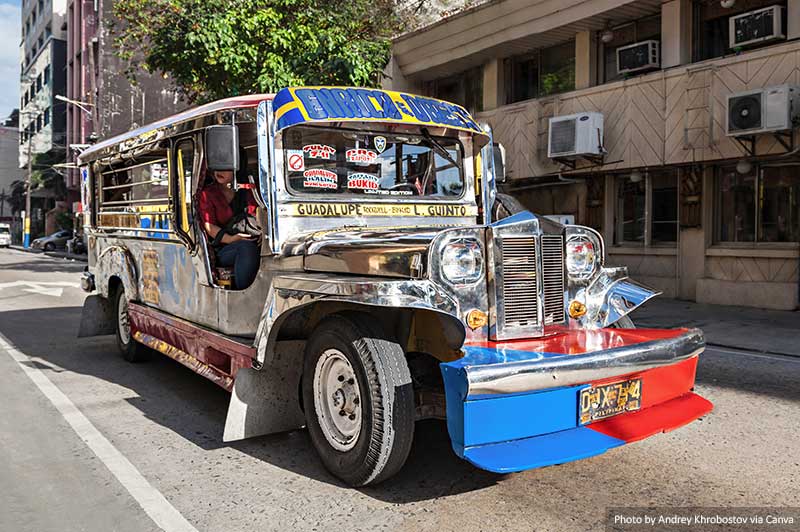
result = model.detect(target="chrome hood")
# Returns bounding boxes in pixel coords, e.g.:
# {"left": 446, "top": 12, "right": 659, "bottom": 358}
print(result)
{"left": 281, "top": 226, "right": 455, "bottom": 278}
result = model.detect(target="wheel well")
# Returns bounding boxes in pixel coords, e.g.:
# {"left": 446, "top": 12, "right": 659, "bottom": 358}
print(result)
{"left": 271, "top": 302, "right": 465, "bottom": 364}
{"left": 108, "top": 276, "right": 122, "bottom": 298}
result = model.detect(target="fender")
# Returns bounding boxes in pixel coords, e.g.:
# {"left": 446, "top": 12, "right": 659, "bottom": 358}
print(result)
{"left": 577, "top": 267, "right": 660, "bottom": 328}
{"left": 253, "top": 273, "right": 463, "bottom": 366}
{"left": 95, "top": 245, "right": 139, "bottom": 300}
{"left": 78, "top": 245, "right": 139, "bottom": 338}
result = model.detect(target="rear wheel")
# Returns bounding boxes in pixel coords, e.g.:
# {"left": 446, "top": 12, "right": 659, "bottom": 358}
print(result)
{"left": 114, "top": 286, "right": 148, "bottom": 362}
{"left": 302, "top": 314, "right": 415, "bottom": 486}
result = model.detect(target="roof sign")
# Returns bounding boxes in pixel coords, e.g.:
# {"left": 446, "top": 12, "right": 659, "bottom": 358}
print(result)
{"left": 274, "top": 87, "right": 484, "bottom": 135}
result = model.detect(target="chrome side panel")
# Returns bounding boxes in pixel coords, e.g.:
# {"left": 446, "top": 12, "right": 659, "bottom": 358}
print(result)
{"left": 223, "top": 340, "right": 306, "bottom": 442}
{"left": 254, "top": 273, "right": 462, "bottom": 364}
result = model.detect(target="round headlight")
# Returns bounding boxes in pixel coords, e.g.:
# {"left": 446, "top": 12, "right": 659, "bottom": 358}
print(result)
{"left": 441, "top": 239, "right": 483, "bottom": 285}
{"left": 566, "top": 236, "right": 597, "bottom": 280}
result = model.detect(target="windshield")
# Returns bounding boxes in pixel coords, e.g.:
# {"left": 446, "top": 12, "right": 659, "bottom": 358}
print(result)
{"left": 0, "top": 227, "right": 8, "bottom": 234}
{"left": 283, "top": 126, "right": 464, "bottom": 199}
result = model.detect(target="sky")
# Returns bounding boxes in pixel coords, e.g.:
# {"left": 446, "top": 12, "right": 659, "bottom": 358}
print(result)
{"left": 0, "top": 0, "right": 20, "bottom": 123}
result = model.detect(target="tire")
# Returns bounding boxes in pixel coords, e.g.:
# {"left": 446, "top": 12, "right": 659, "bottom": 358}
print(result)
{"left": 612, "top": 315, "right": 636, "bottom": 329}
{"left": 44, "top": 242, "right": 55, "bottom": 252}
{"left": 114, "top": 286, "right": 149, "bottom": 362}
{"left": 302, "top": 313, "right": 415, "bottom": 486}
{"left": 493, "top": 192, "right": 527, "bottom": 220}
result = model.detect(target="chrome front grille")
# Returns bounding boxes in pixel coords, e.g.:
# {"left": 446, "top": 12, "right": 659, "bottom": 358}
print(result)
{"left": 500, "top": 236, "right": 538, "bottom": 327}
{"left": 495, "top": 232, "right": 566, "bottom": 339}
{"left": 540, "top": 235, "right": 566, "bottom": 324}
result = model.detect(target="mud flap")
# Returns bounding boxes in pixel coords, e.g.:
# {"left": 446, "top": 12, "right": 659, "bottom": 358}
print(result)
{"left": 77, "top": 295, "right": 116, "bottom": 337}
{"left": 223, "top": 341, "right": 306, "bottom": 442}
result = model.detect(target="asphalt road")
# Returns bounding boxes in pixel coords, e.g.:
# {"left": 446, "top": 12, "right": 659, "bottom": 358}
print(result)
{"left": 0, "top": 249, "right": 798, "bottom": 532}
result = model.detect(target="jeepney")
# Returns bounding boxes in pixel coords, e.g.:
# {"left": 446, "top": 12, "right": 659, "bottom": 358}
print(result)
{"left": 78, "top": 87, "right": 712, "bottom": 486}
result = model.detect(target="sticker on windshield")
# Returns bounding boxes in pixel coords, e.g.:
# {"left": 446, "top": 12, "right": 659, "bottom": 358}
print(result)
{"left": 347, "top": 172, "right": 380, "bottom": 191}
{"left": 303, "top": 169, "right": 338, "bottom": 189}
{"left": 374, "top": 136, "right": 387, "bottom": 153}
{"left": 346, "top": 149, "right": 378, "bottom": 165}
{"left": 287, "top": 150, "right": 305, "bottom": 172}
{"left": 303, "top": 144, "right": 336, "bottom": 159}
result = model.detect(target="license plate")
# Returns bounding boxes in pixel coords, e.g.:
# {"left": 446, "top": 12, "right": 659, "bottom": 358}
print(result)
{"left": 579, "top": 378, "right": 642, "bottom": 425}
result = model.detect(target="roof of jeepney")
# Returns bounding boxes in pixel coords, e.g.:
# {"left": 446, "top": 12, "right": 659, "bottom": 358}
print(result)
{"left": 79, "top": 94, "right": 273, "bottom": 163}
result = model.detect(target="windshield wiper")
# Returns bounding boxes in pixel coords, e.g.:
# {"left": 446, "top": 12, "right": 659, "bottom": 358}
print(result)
{"left": 421, "top": 128, "right": 458, "bottom": 168}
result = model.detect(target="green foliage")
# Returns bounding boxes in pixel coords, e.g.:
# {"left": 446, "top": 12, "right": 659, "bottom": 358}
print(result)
{"left": 55, "top": 211, "right": 74, "bottom": 231}
{"left": 113, "top": 0, "right": 404, "bottom": 102}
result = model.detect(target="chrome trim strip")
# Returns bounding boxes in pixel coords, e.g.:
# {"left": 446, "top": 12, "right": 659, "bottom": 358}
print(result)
{"left": 463, "top": 328, "right": 705, "bottom": 397}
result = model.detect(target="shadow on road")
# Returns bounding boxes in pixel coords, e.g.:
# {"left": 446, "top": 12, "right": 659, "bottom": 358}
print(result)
{"left": 0, "top": 259, "right": 86, "bottom": 274}
{"left": 696, "top": 349, "right": 800, "bottom": 401}
{"left": 0, "top": 305, "right": 500, "bottom": 502}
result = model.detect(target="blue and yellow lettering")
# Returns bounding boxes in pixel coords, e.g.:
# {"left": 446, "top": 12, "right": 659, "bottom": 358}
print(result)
{"left": 330, "top": 89, "right": 358, "bottom": 118}
{"left": 315, "top": 89, "right": 346, "bottom": 118}
{"left": 295, "top": 89, "right": 328, "bottom": 119}
{"left": 346, "top": 89, "right": 372, "bottom": 118}
{"left": 400, "top": 95, "right": 430, "bottom": 122}
{"left": 374, "top": 91, "right": 401, "bottom": 120}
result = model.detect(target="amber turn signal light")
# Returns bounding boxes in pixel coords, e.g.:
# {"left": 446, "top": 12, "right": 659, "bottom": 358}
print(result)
{"left": 568, "top": 300, "right": 587, "bottom": 319}
{"left": 466, "top": 309, "right": 488, "bottom": 329}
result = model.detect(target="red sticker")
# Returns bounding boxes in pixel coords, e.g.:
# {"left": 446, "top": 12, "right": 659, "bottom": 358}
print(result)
{"left": 346, "top": 149, "right": 378, "bottom": 164}
{"left": 303, "top": 169, "right": 338, "bottom": 189}
{"left": 303, "top": 144, "right": 336, "bottom": 159}
{"left": 347, "top": 172, "right": 379, "bottom": 191}
{"left": 287, "top": 151, "right": 305, "bottom": 171}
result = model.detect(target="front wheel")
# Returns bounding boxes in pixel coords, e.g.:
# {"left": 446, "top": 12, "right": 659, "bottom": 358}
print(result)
{"left": 44, "top": 242, "right": 55, "bottom": 252}
{"left": 302, "top": 314, "right": 415, "bottom": 486}
{"left": 114, "top": 286, "right": 149, "bottom": 362}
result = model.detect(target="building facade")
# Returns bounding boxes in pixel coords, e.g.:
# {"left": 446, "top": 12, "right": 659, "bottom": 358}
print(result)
{"left": 388, "top": 0, "right": 800, "bottom": 310}
{"left": 19, "top": 0, "right": 67, "bottom": 168}
{"left": 64, "top": 0, "right": 186, "bottom": 210}
{"left": 0, "top": 115, "right": 22, "bottom": 224}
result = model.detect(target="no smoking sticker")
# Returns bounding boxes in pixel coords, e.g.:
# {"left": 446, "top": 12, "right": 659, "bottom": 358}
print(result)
{"left": 287, "top": 150, "right": 305, "bottom": 172}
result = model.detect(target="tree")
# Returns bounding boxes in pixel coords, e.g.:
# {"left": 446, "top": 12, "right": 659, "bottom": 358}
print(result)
{"left": 113, "top": 0, "right": 407, "bottom": 102}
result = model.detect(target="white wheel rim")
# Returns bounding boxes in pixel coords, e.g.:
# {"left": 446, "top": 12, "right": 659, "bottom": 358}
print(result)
{"left": 313, "top": 349, "right": 363, "bottom": 452}
{"left": 118, "top": 295, "right": 131, "bottom": 345}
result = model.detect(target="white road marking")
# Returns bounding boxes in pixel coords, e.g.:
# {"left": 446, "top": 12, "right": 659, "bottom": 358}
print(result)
{"left": 0, "top": 332, "right": 199, "bottom": 532}
{"left": 0, "top": 281, "right": 79, "bottom": 298}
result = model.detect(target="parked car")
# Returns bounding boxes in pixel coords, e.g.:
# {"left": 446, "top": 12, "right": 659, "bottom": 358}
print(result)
{"left": 0, "top": 223, "right": 10, "bottom": 247}
{"left": 31, "top": 229, "right": 73, "bottom": 251}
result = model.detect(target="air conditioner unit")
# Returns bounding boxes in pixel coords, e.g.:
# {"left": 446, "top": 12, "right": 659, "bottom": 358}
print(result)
{"left": 548, "top": 112, "right": 604, "bottom": 159}
{"left": 616, "top": 40, "right": 660, "bottom": 75}
{"left": 730, "top": 5, "right": 785, "bottom": 49}
{"left": 726, "top": 85, "right": 799, "bottom": 137}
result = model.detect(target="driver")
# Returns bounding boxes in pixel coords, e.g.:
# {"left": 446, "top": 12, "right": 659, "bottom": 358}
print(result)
{"left": 197, "top": 170, "right": 259, "bottom": 290}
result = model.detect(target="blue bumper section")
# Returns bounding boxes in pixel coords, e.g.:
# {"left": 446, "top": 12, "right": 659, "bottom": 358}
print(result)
{"left": 462, "top": 427, "right": 626, "bottom": 474}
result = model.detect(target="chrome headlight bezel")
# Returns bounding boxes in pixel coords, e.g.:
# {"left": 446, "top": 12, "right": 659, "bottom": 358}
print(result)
{"left": 565, "top": 225, "right": 604, "bottom": 283}
{"left": 440, "top": 237, "right": 484, "bottom": 286}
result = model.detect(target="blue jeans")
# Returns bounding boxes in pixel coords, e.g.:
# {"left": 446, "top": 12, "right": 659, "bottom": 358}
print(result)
{"left": 216, "top": 240, "right": 259, "bottom": 290}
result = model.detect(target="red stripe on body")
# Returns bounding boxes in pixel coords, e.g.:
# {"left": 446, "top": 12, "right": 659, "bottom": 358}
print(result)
{"left": 469, "top": 328, "right": 691, "bottom": 356}
{"left": 586, "top": 357, "right": 712, "bottom": 442}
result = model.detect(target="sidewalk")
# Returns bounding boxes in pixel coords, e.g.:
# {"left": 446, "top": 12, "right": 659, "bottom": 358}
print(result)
{"left": 630, "top": 297, "right": 800, "bottom": 357}
{"left": 9, "top": 245, "right": 88, "bottom": 263}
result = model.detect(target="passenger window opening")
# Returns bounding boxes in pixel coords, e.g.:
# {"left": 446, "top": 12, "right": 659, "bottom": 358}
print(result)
{"left": 196, "top": 122, "right": 263, "bottom": 291}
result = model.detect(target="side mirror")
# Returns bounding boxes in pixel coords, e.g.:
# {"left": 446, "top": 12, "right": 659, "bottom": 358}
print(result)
{"left": 205, "top": 125, "right": 239, "bottom": 171}
{"left": 493, "top": 143, "right": 506, "bottom": 184}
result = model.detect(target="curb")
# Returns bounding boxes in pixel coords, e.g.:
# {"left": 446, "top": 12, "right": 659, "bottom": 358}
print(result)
{"left": 8, "top": 245, "right": 88, "bottom": 263}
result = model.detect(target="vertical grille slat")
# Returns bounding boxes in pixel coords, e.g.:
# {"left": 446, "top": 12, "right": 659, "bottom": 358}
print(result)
{"left": 499, "top": 236, "right": 538, "bottom": 327}
{"left": 497, "top": 232, "right": 566, "bottom": 337}
{"left": 541, "top": 235, "right": 566, "bottom": 325}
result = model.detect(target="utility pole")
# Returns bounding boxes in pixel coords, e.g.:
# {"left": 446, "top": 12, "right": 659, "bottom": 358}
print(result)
{"left": 24, "top": 132, "right": 32, "bottom": 248}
